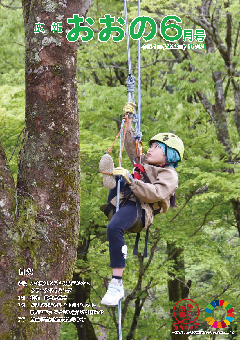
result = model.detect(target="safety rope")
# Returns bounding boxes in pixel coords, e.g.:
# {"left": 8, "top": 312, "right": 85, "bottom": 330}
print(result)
{"left": 123, "top": 0, "right": 140, "bottom": 140}
{"left": 118, "top": 300, "right": 122, "bottom": 340}
{"left": 124, "top": 0, "right": 142, "bottom": 142}
{"left": 116, "top": 117, "right": 126, "bottom": 212}
{"left": 137, "top": 0, "right": 142, "bottom": 143}
{"left": 99, "top": 2, "right": 142, "bottom": 338}
{"left": 99, "top": 0, "right": 142, "bottom": 173}
{"left": 106, "top": 118, "right": 128, "bottom": 156}
{"left": 117, "top": 1, "right": 141, "bottom": 339}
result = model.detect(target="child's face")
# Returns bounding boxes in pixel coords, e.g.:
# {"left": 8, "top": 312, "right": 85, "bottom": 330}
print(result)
{"left": 147, "top": 142, "right": 166, "bottom": 165}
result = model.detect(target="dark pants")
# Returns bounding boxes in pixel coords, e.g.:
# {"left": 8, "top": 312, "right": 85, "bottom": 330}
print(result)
{"left": 107, "top": 178, "right": 145, "bottom": 268}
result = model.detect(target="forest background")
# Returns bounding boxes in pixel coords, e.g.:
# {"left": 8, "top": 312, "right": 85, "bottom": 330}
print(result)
{"left": 0, "top": 0, "right": 240, "bottom": 339}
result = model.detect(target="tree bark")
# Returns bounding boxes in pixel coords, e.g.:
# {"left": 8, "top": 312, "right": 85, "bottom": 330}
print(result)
{"left": 200, "top": 0, "right": 231, "bottom": 155}
{"left": 231, "top": 79, "right": 240, "bottom": 139}
{"left": 70, "top": 272, "right": 98, "bottom": 340}
{"left": 201, "top": 0, "right": 240, "bottom": 241}
{"left": 68, "top": 238, "right": 98, "bottom": 340}
{"left": 211, "top": 71, "right": 231, "bottom": 155}
{"left": 0, "top": 140, "right": 16, "bottom": 337}
{"left": 167, "top": 242, "right": 189, "bottom": 340}
{"left": 0, "top": 0, "right": 92, "bottom": 338}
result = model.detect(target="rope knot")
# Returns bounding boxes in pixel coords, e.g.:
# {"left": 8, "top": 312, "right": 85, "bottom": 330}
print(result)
{"left": 132, "top": 113, "right": 138, "bottom": 124}
{"left": 134, "top": 133, "right": 142, "bottom": 141}
{"left": 126, "top": 74, "right": 135, "bottom": 93}
{"left": 124, "top": 102, "right": 136, "bottom": 116}
{"left": 134, "top": 132, "right": 142, "bottom": 145}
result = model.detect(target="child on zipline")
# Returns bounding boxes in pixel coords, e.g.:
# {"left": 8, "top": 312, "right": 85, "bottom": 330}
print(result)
{"left": 99, "top": 110, "right": 184, "bottom": 306}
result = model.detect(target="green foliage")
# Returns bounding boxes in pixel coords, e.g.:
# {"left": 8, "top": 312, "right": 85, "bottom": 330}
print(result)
{"left": 0, "top": 2, "right": 24, "bottom": 85}
{"left": 1, "top": 0, "right": 240, "bottom": 338}
{"left": 59, "top": 323, "right": 78, "bottom": 340}
{"left": 0, "top": 85, "right": 25, "bottom": 182}
{"left": 77, "top": 0, "right": 240, "bottom": 337}
{"left": 0, "top": 1, "right": 25, "bottom": 182}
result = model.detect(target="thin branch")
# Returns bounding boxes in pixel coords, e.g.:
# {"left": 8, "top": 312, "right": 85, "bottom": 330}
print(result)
{"left": 231, "top": 77, "right": 240, "bottom": 92}
{"left": 169, "top": 193, "right": 195, "bottom": 223}
{"left": 0, "top": 0, "right": 21, "bottom": 9}
{"left": 211, "top": 277, "right": 238, "bottom": 300}
{"left": 78, "top": 59, "right": 179, "bottom": 71}
{"left": 172, "top": 277, "right": 191, "bottom": 296}
{"left": 190, "top": 200, "right": 219, "bottom": 237}
{"left": 14, "top": 41, "right": 25, "bottom": 47}
{"left": 0, "top": 139, "right": 15, "bottom": 225}
{"left": 128, "top": 277, "right": 154, "bottom": 339}
{"left": 89, "top": 283, "right": 117, "bottom": 326}
{"left": 140, "top": 59, "right": 180, "bottom": 68}
{"left": 9, "top": 128, "right": 24, "bottom": 162}
{"left": 173, "top": 2, "right": 213, "bottom": 35}
{"left": 224, "top": 78, "right": 231, "bottom": 99}
{"left": 81, "top": 161, "right": 98, "bottom": 171}
{"left": 212, "top": 4, "right": 221, "bottom": 33}
{"left": 190, "top": 49, "right": 205, "bottom": 55}
{"left": 81, "top": 188, "right": 102, "bottom": 199}
{"left": 233, "top": 22, "right": 240, "bottom": 57}
{"left": 224, "top": 0, "right": 232, "bottom": 57}
{"left": 170, "top": 49, "right": 185, "bottom": 63}
{"left": 122, "top": 233, "right": 168, "bottom": 322}
{"left": 102, "top": 116, "right": 121, "bottom": 124}
{"left": 174, "top": 1, "right": 230, "bottom": 68}
{"left": 90, "top": 322, "right": 115, "bottom": 330}
{"left": 196, "top": 90, "right": 214, "bottom": 120}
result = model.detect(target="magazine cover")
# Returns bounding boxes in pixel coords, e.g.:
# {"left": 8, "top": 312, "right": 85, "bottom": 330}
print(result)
{"left": 0, "top": 0, "right": 239, "bottom": 339}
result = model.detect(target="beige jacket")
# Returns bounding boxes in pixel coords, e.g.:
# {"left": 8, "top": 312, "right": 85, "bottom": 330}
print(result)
{"left": 110, "top": 128, "right": 178, "bottom": 228}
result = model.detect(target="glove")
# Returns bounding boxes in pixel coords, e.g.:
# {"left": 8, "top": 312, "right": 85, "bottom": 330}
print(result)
{"left": 112, "top": 167, "right": 133, "bottom": 184}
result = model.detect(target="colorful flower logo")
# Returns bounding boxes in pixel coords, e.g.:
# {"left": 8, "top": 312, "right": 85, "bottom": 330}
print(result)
{"left": 205, "top": 300, "right": 234, "bottom": 328}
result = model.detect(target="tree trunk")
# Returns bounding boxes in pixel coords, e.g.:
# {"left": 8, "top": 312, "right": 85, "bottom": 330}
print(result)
{"left": 167, "top": 242, "right": 189, "bottom": 340}
{"left": 201, "top": 0, "right": 232, "bottom": 155}
{"left": 211, "top": 70, "right": 231, "bottom": 155}
{"left": 0, "top": 0, "right": 92, "bottom": 339}
{"left": 68, "top": 238, "right": 98, "bottom": 340}
{"left": 201, "top": 0, "right": 240, "bottom": 242}
{"left": 71, "top": 273, "right": 98, "bottom": 340}
{"left": 231, "top": 79, "right": 240, "bottom": 139}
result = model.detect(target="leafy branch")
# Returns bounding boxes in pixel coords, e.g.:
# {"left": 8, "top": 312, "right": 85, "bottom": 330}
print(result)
{"left": 0, "top": 0, "right": 21, "bottom": 9}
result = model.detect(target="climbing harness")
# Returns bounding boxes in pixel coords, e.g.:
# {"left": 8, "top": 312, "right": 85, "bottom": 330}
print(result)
{"left": 101, "top": 163, "right": 155, "bottom": 257}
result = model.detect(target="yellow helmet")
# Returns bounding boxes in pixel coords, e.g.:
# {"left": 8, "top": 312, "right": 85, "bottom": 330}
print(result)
{"left": 149, "top": 133, "right": 184, "bottom": 161}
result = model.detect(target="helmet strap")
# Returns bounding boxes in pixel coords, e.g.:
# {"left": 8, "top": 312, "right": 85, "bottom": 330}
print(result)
{"left": 164, "top": 144, "right": 170, "bottom": 166}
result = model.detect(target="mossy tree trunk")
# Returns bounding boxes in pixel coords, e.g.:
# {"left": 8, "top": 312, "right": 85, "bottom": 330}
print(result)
{"left": 0, "top": 0, "right": 92, "bottom": 339}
